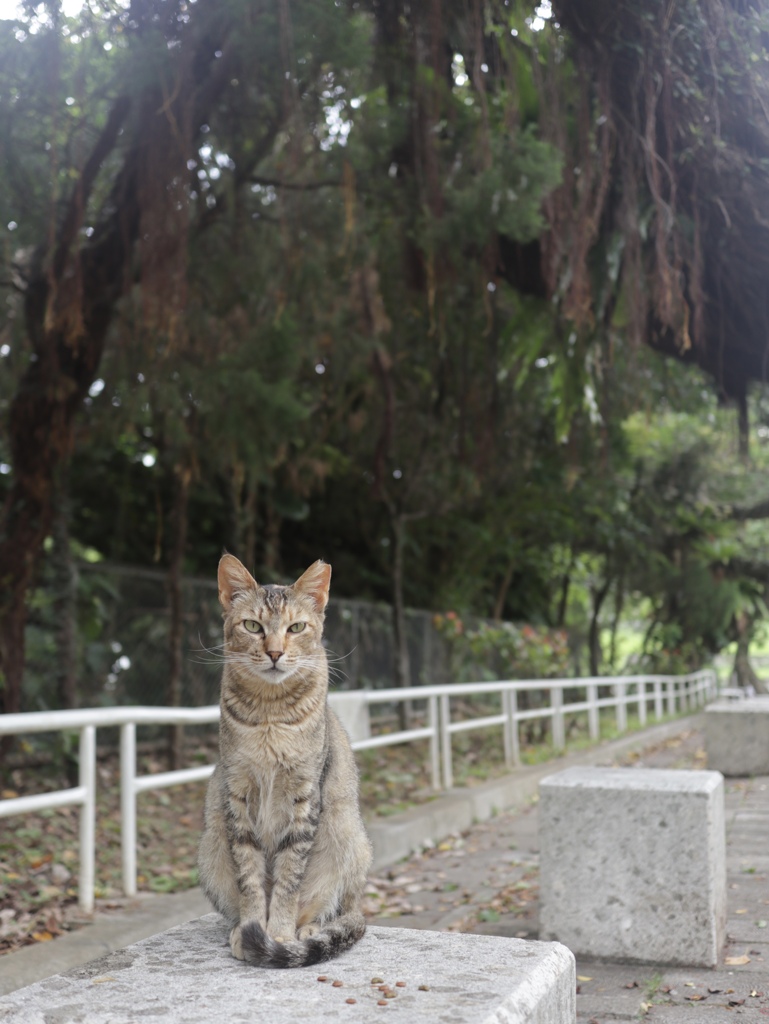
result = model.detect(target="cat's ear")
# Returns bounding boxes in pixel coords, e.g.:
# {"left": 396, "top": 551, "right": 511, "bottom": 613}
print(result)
{"left": 218, "top": 554, "right": 258, "bottom": 610}
{"left": 292, "top": 560, "right": 331, "bottom": 612}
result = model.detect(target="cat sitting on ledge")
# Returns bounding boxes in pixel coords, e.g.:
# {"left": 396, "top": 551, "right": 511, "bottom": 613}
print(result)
{"left": 198, "top": 554, "right": 372, "bottom": 968}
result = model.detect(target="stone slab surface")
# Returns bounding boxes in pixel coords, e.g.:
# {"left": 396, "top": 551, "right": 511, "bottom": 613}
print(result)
{"left": 0, "top": 918, "right": 576, "bottom": 1024}
{"left": 0, "top": 889, "right": 212, "bottom": 997}
{"left": 704, "top": 696, "right": 769, "bottom": 776}
{"left": 328, "top": 692, "right": 371, "bottom": 744}
{"left": 539, "top": 767, "right": 726, "bottom": 967}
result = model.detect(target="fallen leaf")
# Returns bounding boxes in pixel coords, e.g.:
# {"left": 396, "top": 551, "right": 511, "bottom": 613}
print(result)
{"left": 736, "top": 908, "right": 749, "bottom": 915}
{"left": 726, "top": 955, "right": 751, "bottom": 966}
{"left": 577, "top": 975, "right": 593, "bottom": 982}
{"left": 31, "top": 931, "right": 53, "bottom": 942}
{"left": 685, "top": 994, "right": 706, "bottom": 1001}
{"left": 91, "top": 977, "right": 115, "bottom": 985}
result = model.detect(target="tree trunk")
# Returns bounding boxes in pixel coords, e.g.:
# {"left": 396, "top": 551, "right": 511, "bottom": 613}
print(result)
{"left": 555, "top": 567, "right": 572, "bottom": 628}
{"left": 0, "top": 95, "right": 135, "bottom": 719}
{"left": 608, "top": 573, "right": 625, "bottom": 671}
{"left": 733, "top": 619, "right": 767, "bottom": 693}
{"left": 493, "top": 560, "right": 515, "bottom": 621}
{"left": 243, "top": 474, "right": 258, "bottom": 574}
{"left": 737, "top": 386, "right": 750, "bottom": 462}
{"left": 167, "top": 463, "right": 192, "bottom": 769}
{"left": 0, "top": 322, "right": 108, "bottom": 720}
{"left": 51, "top": 463, "right": 79, "bottom": 711}
{"left": 391, "top": 514, "right": 411, "bottom": 729}
{"left": 263, "top": 490, "right": 282, "bottom": 574}
{"left": 588, "top": 576, "right": 612, "bottom": 676}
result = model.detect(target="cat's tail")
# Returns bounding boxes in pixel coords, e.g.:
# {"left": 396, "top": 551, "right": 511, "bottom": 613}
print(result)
{"left": 239, "top": 914, "right": 366, "bottom": 968}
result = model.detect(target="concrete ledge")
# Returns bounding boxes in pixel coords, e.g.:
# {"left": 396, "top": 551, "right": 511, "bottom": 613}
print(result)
{"left": 0, "top": 889, "right": 212, "bottom": 997}
{"left": 704, "top": 696, "right": 769, "bottom": 776}
{"left": 539, "top": 766, "right": 726, "bottom": 967}
{"left": 0, "top": 915, "right": 576, "bottom": 1024}
{"left": 329, "top": 692, "right": 371, "bottom": 744}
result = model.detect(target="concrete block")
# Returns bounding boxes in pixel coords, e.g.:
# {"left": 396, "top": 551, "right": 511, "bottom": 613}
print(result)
{"left": 704, "top": 695, "right": 769, "bottom": 776}
{"left": 328, "top": 692, "right": 371, "bottom": 744}
{"left": 539, "top": 766, "right": 726, "bottom": 967}
{"left": 0, "top": 916, "right": 576, "bottom": 1024}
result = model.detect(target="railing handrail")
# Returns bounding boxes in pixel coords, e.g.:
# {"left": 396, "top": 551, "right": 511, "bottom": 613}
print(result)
{"left": 0, "top": 670, "right": 714, "bottom": 735}
{"left": 0, "top": 705, "right": 221, "bottom": 736}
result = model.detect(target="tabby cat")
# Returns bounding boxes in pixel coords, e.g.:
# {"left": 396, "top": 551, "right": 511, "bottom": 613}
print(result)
{"left": 198, "top": 554, "right": 372, "bottom": 968}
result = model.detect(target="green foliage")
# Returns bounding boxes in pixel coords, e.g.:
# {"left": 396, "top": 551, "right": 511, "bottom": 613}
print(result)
{"left": 434, "top": 613, "right": 571, "bottom": 682}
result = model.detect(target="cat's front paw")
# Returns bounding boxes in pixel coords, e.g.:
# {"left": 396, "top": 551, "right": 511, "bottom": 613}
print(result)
{"left": 229, "top": 924, "right": 245, "bottom": 960}
{"left": 266, "top": 916, "right": 297, "bottom": 944}
{"left": 297, "top": 923, "right": 321, "bottom": 940}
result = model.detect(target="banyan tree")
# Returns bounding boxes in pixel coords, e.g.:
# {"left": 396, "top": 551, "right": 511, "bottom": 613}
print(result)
{"left": 3, "top": 0, "right": 769, "bottom": 716}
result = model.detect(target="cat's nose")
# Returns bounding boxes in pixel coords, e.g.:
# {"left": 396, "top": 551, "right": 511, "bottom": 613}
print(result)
{"left": 266, "top": 650, "right": 284, "bottom": 664}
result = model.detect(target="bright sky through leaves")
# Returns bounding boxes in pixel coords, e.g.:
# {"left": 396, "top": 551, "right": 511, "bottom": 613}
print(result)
{"left": 0, "top": 0, "right": 83, "bottom": 18}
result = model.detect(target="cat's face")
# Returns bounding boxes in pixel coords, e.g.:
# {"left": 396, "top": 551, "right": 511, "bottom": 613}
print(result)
{"left": 218, "top": 555, "right": 330, "bottom": 686}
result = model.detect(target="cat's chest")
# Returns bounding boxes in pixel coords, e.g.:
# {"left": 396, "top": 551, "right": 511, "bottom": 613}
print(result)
{"left": 227, "top": 724, "right": 317, "bottom": 836}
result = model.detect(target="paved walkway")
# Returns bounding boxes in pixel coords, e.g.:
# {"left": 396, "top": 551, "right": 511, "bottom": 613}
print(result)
{"left": 367, "top": 731, "right": 769, "bottom": 1022}
{"left": 2, "top": 721, "right": 768, "bottom": 1022}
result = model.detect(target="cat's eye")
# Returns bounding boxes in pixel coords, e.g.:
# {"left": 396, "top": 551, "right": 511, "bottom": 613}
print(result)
{"left": 287, "top": 622, "right": 306, "bottom": 634}
{"left": 243, "top": 620, "right": 263, "bottom": 633}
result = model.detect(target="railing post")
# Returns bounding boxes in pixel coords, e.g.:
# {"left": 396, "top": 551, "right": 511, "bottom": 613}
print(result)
{"left": 615, "top": 681, "right": 627, "bottom": 734}
{"left": 654, "top": 680, "right": 663, "bottom": 719}
{"left": 666, "top": 679, "right": 676, "bottom": 715}
{"left": 503, "top": 689, "right": 520, "bottom": 767}
{"left": 428, "top": 696, "right": 440, "bottom": 790}
{"left": 587, "top": 682, "right": 599, "bottom": 741}
{"left": 502, "top": 688, "right": 512, "bottom": 767}
{"left": 121, "top": 723, "right": 138, "bottom": 898}
{"left": 440, "top": 694, "right": 452, "bottom": 790}
{"left": 638, "top": 679, "right": 647, "bottom": 726}
{"left": 78, "top": 725, "right": 96, "bottom": 914}
{"left": 551, "top": 686, "right": 565, "bottom": 751}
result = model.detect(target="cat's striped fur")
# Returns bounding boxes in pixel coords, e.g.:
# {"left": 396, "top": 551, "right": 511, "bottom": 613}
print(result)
{"left": 198, "top": 554, "right": 372, "bottom": 968}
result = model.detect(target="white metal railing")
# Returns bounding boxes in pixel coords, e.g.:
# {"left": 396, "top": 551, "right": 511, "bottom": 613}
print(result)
{"left": 0, "top": 668, "right": 717, "bottom": 910}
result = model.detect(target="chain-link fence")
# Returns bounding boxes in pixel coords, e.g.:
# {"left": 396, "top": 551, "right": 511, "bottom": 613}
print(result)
{"left": 22, "top": 562, "right": 453, "bottom": 713}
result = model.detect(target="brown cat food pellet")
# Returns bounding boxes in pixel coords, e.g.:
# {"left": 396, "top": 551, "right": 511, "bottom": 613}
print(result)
{"left": 371, "top": 977, "right": 384, "bottom": 985}
{"left": 384, "top": 991, "right": 396, "bottom": 999}
{"left": 396, "top": 981, "right": 406, "bottom": 988}
{"left": 317, "top": 976, "right": 328, "bottom": 982}
{"left": 332, "top": 980, "right": 344, "bottom": 987}
{"left": 377, "top": 986, "right": 388, "bottom": 992}
{"left": 345, "top": 998, "right": 356, "bottom": 1005}
{"left": 418, "top": 984, "right": 430, "bottom": 991}
{"left": 377, "top": 1000, "right": 388, "bottom": 1006}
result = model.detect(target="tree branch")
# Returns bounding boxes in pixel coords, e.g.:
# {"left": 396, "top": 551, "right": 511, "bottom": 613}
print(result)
{"left": 52, "top": 95, "right": 132, "bottom": 282}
